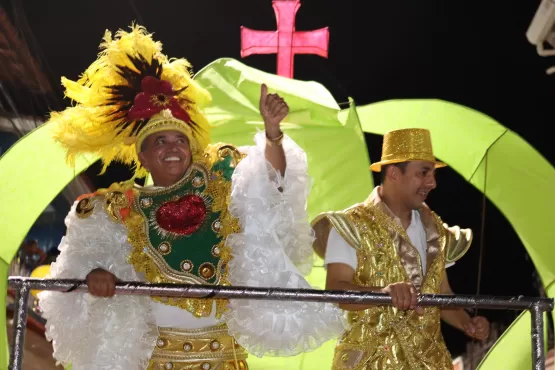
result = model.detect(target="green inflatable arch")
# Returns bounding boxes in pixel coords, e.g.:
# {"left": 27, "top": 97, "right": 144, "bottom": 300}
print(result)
{"left": 0, "top": 58, "right": 552, "bottom": 369}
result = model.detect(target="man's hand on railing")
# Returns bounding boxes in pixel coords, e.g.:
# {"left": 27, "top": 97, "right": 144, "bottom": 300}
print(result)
{"left": 381, "top": 282, "right": 425, "bottom": 315}
{"left": 462, "top": 316, "right": 490, "bottom": 341}
{"left": 85, "top": 268, "right": 117, "bottom": 297}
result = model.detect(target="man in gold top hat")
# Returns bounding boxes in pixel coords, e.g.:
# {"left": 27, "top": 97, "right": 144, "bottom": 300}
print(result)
{"left": 38, "top": 25, "right": 346, "bottom": 370}
{"left": 312, "top": 128, "right": 490, "bottom": 369}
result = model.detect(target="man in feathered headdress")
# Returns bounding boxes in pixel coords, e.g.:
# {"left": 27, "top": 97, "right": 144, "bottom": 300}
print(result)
{"left": 38, "top": 24, "right": 346, "bottom": 370}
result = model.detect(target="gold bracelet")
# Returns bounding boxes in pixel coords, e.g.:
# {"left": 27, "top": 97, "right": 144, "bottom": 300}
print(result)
{"left": 266, "top": 131, "right": 284, "bottom": 146}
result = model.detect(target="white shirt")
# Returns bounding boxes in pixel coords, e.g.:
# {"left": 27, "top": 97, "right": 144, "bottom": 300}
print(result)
{"left": 151, "top": 298, "right": 223, "bottom": 329}
{"left": 324, "top": 210, "right": 454, "bottom": 273}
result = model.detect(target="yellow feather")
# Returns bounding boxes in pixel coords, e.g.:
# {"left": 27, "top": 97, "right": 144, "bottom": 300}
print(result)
{"left": 47, "top": 23, "right": 212, "bottom": 178}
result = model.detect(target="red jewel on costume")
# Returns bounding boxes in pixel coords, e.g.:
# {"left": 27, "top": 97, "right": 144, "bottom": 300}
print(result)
{"left": 156, "top": 194, "right": 207, "bottom": 235}
{"left": 127, "top": 76, "right": 191, "bottom": 123}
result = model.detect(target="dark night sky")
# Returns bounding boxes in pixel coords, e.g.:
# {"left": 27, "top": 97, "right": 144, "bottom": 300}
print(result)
{"left": 2, "top": 0, "right": 554, "bottom": 357}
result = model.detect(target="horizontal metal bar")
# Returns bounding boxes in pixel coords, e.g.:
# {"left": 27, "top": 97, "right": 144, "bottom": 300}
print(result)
{"left": 9, "top": 277, "right": 554, "bottom": 311}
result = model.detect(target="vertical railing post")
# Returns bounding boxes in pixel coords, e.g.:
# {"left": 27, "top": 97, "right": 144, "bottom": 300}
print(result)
{"left": 530, "top": 304, "right": 546, "bottom": 370}
{"left": 8, "top": 282, "right": 30, "bottom": 370}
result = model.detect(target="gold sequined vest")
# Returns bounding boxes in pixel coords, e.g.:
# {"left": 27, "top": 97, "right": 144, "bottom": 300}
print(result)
{"left": 312, "top": 191, "right": 472, "bottom": 370}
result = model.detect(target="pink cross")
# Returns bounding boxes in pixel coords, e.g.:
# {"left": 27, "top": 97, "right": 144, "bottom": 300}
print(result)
{"left": 240, "top": 0, "right": 329, "bottom": 79}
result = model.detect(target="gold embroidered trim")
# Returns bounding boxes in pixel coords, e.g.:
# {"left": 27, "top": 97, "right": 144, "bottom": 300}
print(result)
{"left": 148, "top": 323, "right": 249, "bottom": 369}
{"left": 158, "top": 241, "right": 172, "bottom": 255}
{"left": 125, "top": 143, "right": 242, "bottom": 318}
{"left": 95, "top": 180, "right": 136, "bottom": 224}
{"left": 105, "top": 192, "right": 129, "bottom": 223}
{"left": 158, "top": 323, "right": 230, "bottom": 335}
{"left": 131, "top": 165, "right": 228, "bottom": 289}
{"left": 75, "top": 196, "right": 97, "bottom": 219}
{"left": 213, "top": 144, "right": 245, "bottom": 168}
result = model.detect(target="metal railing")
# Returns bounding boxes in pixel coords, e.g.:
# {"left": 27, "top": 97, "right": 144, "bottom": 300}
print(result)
{"left": 7, "top": 277, "right": 555, "bottom": 370}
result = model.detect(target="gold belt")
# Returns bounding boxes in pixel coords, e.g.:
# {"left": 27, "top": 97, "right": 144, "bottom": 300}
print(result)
{"left": 148, "top": 323, "right": 248, "bottom": 370}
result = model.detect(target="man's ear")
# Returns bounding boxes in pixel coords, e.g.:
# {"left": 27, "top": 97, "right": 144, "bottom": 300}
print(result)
{"left": 386, "top": 165, "right": 397, "bottom": 181}
{"left": 138, "top": 151, "right": 148, "bottom": 171}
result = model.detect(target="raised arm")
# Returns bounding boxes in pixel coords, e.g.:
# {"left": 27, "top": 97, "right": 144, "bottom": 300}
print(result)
{"left": 260, "top": 83, "right": 288, "bottom": 175}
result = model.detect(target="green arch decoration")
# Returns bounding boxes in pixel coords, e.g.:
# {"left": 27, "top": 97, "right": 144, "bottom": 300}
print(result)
{"left": 0, "top": 58, "right": 552, "bottom": 369}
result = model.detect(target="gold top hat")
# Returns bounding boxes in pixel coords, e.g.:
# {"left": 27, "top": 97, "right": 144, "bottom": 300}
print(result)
{"left": 369, "top": 128, "right": 446, "bottom": 172}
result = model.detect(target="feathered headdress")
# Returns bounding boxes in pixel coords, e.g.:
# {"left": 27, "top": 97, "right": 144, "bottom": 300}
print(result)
{"left": 49, "top": 24, "right": 211, "bottom": 178}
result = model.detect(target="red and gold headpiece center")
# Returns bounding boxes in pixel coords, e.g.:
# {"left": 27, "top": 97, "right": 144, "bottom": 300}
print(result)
{"left": 130, "top": 76, "right": 196, "bottom": 153}
{"left": 128, "top": 76, "right": 191, "bottom": 123}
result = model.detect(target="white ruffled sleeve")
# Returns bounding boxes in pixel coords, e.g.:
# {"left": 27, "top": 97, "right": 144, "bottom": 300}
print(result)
{"left": 38, "top": 199, "right": 157, "bottom": 370}
{"left": 224, "top": 131, "right": 347, "bottom": 357}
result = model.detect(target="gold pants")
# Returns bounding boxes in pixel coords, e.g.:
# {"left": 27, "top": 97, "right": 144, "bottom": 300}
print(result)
{"left": 147, "top": 323, "right": 248, "bottom": 370}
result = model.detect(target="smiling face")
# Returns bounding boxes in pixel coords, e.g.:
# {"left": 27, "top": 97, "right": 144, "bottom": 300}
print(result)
{"left": 138, "top": 130, "right": 192, "bottom": 187}
{"left": 385, "top": 161, "right": 437, "bottom": 210}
